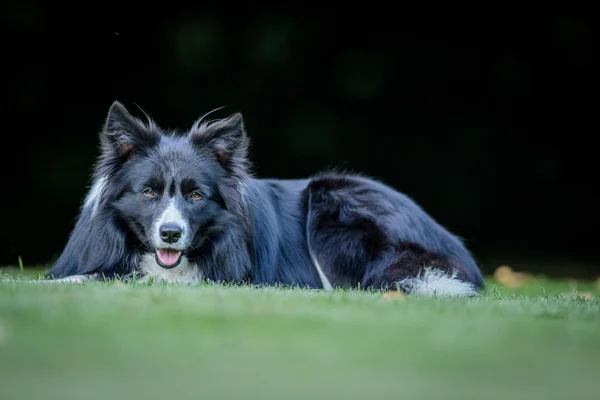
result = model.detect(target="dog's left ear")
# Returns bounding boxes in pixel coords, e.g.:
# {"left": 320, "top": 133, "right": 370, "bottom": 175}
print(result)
{"left": 189, "top": 112, "right": 250, "bottom": 174}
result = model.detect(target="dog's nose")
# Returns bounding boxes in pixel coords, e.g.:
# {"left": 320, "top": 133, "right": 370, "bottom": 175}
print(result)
{"left": 159, "top": 223, "right": 182, "bottom": 243}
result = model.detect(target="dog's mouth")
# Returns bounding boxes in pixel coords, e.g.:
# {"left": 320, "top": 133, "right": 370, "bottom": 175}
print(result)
{"left": 155, "top": 248, "right": 183, "bottom": 269}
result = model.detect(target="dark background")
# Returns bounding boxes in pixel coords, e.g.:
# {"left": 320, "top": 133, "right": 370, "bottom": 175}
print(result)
{"left": 2, "top": 3, "right": 597, "bottom": 278}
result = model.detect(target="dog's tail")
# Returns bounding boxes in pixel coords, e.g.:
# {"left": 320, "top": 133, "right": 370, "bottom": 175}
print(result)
{"left": 394, "top": 267, "right": 479, "bottom": 297}
{"left": 373, "top": 241, "right": 482, "bottom": 297}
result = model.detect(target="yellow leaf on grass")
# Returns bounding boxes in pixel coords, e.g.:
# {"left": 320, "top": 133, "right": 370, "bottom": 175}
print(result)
{"left": 382, "top": 291, "right": 406, "bottom": 300}
{"left": 574, "top": 292, "right": 595, "bottom": 300}
{"left": 493, "top": 265, "right": 534, "bottom": 288}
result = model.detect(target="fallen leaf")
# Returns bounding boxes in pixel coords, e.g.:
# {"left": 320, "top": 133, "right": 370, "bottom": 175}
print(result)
{"left": 494, "top": 265, "right": 514, "bottom": 280}
{"left": 383, "top": 291, "right": 406, "bottom": 300}
{"left": 561, "top": 290, "right": 595, "bottom": 300}
{"left": 493, "top": 265, "right": 534, "bottom": 288}
{"left": 114, "top": 280, "right": 126, "bottom": 287}
{"left": 575, "top": 292, "right": 595, "bottom": 300}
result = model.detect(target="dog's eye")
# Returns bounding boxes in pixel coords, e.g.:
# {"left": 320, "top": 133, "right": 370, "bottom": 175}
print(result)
{"left": 143, "top": 189, "right": 156, "bottom": 197}
{"left": 190, "top": 191, "right": 202, "bottom": 200}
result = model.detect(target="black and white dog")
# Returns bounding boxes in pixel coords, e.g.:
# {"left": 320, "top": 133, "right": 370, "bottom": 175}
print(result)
{"left": 47, "top": 101, "right": 485, "bottom": 296}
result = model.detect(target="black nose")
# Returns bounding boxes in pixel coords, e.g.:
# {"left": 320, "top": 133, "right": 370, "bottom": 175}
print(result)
{"left": 159, "top": 223, "right": 182, "bottom": 243}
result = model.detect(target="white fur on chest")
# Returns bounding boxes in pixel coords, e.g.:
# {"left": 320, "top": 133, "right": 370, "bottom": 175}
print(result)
{"left": 138, "top": 253, "right": 203, "bottom": 284}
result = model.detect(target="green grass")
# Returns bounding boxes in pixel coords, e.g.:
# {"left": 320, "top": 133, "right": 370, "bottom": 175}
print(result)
{"left": 1, "top": 268, "right": 599, "bottom": 400}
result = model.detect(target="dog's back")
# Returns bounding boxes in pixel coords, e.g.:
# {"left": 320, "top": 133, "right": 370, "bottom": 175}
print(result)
{"left": 238, "top": 173, "right": 484, "bottom": 294}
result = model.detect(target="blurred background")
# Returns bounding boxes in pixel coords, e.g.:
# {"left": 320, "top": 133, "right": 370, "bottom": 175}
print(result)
{"left": 2, "top": 3, "right": 596, "bottom": 278}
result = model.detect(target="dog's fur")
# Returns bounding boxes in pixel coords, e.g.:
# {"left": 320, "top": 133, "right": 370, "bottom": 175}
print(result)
{"left": 47, "top": 101, "right": 485, "bottom": 296}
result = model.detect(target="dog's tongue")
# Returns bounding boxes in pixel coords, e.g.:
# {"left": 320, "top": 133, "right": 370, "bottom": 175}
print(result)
{"left": 156, "top": 249, "right": 181, "bottom": 266}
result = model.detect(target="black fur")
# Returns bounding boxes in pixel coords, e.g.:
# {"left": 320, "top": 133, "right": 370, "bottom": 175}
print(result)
{"left": 48, "top": 101, "right": 485, "bottom": 295}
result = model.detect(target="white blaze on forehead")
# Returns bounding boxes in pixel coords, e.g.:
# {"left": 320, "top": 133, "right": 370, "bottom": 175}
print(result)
{"left": 159, "top": 200, "right": 185, "bottom": 225}
{"left": 152, "top": 199, "right": 190, "bottom": 248}
{"left": 83, "top": 175, "right": 108, "bottom": 217}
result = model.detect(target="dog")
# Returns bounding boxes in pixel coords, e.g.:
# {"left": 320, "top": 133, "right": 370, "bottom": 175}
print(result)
{"left": 47, "top": 101, "right": 485, "bottom": 296}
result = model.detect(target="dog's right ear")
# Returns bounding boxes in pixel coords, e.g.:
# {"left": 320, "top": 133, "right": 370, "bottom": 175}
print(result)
{"left": 100, "top": 101, "right": 160, "bottom": 161}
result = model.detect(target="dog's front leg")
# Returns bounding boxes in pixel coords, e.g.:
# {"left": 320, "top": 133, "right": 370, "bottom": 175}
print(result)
{"left": 47, "top": 273, "right": 102, "bottom": 283}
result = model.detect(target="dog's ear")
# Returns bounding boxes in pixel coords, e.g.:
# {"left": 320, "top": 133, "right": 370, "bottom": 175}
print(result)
{"left": 189, "top": 112, "right": 250, "bottom": 175}
{"left": 100, "top": 101, "right": 160, "bottom": 161}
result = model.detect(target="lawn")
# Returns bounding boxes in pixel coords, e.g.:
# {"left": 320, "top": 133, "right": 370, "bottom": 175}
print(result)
{"left": 1, "top": 267, "right": 599, "bottom": 400}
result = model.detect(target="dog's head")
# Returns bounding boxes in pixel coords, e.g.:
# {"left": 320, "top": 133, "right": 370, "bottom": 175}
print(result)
{"left": 91, "top": 101, "right": 251, "bottom": 269}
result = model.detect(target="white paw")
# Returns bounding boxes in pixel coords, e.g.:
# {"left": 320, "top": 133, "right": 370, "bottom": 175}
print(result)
{"left": 47, "top": 274, "right": 99, "bottom": 284}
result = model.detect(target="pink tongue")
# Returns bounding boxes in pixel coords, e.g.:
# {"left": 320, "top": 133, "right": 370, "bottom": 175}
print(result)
{"left": 157, "top": 249, "right": 181, "bottom": 266}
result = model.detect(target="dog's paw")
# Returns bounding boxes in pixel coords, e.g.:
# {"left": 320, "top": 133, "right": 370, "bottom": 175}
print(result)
{"left": 46, "top": 274, "right": 100, "bottom": 284}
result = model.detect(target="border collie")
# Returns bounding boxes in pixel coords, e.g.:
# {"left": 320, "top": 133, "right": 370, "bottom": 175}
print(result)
{"left": 47, "top": 101, "right": 485, "bottom": 296}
